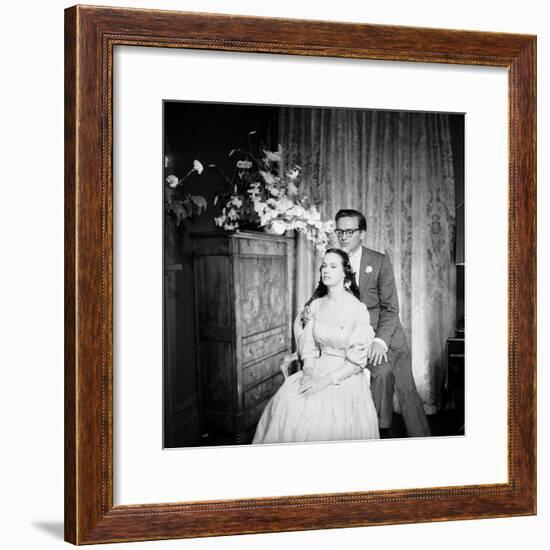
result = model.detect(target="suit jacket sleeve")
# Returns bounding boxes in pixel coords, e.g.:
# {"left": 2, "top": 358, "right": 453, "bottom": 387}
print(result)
{"left": 375, "top": 254, "right": 401, "bottom": 345}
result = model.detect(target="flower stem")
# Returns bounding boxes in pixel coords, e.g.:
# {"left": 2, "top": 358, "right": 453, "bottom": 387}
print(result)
{"left": 178, "top": 167, "right": 196, "bottom": 184}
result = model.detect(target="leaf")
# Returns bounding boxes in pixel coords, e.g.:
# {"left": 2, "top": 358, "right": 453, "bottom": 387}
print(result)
{"left": 170, "top": 202, "right": 187, "bottom": 224}
{"left": 182, "top": 199, "right": 193, "bottom": 219}
{"left": 191, "top": 195, "right": 207, "bottom": 214}
{"left": 165, "top": 187, "right": 174, "bottom": 204}
{"left": 213, "top": 195, "right": 218, "bottom": 206}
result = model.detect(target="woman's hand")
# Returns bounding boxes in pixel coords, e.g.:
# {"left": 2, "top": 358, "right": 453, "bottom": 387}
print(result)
{"left": 299, "top": 375, "right": 331, "bottom": 396}
{"left": 299, "top": 369, "right": 314, "bottom": 390}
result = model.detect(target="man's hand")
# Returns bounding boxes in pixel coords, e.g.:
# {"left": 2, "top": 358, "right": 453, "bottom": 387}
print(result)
{"left": 367, "top": 341, "right": 388, "bottom": 366}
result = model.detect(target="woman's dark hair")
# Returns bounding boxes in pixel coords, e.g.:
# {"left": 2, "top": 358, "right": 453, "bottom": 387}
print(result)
{"left": 303, "top": 248, "right": 360, "bottom": 316}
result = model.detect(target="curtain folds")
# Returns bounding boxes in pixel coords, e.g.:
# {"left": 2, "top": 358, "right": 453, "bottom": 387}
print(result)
{"left": 280, "top": 108, "right": 456, "bottom": 412}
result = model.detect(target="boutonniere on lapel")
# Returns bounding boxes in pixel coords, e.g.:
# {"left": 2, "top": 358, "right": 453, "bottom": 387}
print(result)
{"left": 365, "top": 265, "right": 373, "bottom": 274}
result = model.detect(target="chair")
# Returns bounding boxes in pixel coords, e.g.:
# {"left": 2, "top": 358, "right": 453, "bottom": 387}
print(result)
{"left": 279, "top": 314, "right": 306, "bottom": 379}
{"left": 279, "top": 351, "right": 300, "bottom": 379}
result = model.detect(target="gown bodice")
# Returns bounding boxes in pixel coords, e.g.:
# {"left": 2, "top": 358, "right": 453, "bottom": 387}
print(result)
{"left": 311, "top": 316, "right": 353, "bottom": 358}
{"left": 300, "top": 296, "right": 375, "bottom": 370}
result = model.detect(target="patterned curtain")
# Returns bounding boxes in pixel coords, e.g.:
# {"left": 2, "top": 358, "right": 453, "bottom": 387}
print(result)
{"left": 280, "top": 108, "right": 456, "bottom": 412}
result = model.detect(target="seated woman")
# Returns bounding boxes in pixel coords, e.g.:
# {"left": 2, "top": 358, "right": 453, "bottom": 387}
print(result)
{"left": 253, "top": 248, "right": 379, "bottom": 444}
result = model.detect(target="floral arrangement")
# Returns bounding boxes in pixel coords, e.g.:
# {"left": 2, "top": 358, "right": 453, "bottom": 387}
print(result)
{"left": 211, "top": 136, "right": 334, "bottom": 251}
{"left": 164, "top": 159, "right": 207, "bottom": 226}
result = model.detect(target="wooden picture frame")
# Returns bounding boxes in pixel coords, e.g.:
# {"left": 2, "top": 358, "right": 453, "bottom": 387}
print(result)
{"left": 64, "top": 5, "right": 536, "bottom": 544}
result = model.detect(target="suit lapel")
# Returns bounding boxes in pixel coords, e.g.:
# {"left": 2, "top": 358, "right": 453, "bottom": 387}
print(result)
{"left": 358, "top": 246, "right": 370, "bottom": 296}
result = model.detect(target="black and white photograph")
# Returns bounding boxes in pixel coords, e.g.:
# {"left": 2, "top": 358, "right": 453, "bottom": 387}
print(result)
{"left": 163, "top": 101, "right": 465, "bottom": 448}
{"left": 2, "top": 0, "right": 545, "bottom": 548}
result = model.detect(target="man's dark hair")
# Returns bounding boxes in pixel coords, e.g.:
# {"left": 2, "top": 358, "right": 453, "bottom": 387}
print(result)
{"left": 335, "top": 209, "right": 367, "bottom": 232}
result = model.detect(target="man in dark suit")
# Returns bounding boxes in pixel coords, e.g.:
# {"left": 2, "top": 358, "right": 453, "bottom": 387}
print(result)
{"left": 335, "top": 209, "right": 430, "bottom": 438}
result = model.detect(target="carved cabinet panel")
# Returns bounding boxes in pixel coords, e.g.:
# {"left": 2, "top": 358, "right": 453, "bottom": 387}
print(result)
{"left": 192, "top": 231, "right": 294, "bottom": 443}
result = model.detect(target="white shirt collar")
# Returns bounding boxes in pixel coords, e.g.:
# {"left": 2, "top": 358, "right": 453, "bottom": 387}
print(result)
{"left": 348, "top": 247, "right": 362, "bottom": 285}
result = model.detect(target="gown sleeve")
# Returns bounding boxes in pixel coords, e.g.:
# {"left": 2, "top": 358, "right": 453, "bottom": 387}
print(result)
{"left": 344, "top": 302, "right": 375, "bottom": 371}
{"left": 296, "top": 300, "right": 319, "bottom": 361}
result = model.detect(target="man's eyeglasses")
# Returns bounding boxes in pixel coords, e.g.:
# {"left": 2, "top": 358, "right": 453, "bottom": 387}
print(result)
{"left": 335, "top": 228, "right": 361, "bottom": 238}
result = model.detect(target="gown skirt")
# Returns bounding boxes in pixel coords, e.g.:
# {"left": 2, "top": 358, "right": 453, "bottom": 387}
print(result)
{"left": 253, "top": 351, "right": 380, "bottom": 444}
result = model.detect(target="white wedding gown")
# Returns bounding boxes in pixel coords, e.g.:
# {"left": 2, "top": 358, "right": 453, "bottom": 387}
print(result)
{"left": 253, "top": 297, "right": 380, "bottom": 443}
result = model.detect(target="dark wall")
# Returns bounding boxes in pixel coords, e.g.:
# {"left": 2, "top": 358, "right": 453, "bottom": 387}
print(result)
{"left": 449, "top": 113, "right": 465, "bottom": 264}
{"left": 449, "top": 113, "right": 465, "bottom": 331}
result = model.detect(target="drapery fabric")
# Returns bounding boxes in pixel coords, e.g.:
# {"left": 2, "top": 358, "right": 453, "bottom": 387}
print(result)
{"left": 280, "top": 108, "right": 456, "bottom": 412}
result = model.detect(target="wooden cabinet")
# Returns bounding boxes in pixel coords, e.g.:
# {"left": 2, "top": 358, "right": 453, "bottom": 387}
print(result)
{"left": 192, "top": 231, "right": 294, "bottom": 443}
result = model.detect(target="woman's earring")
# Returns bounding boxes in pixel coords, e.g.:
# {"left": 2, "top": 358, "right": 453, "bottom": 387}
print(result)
{"left": 344, "top": 280, "right": 351, "bottom": 290}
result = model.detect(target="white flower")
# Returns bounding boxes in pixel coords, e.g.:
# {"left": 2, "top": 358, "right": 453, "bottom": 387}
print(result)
{"left": 286, "top": 167, "right": 300, "bottom": 180}
{"left": 269, "top": 220, "right": 287, "bottom": 234}
{"left": 247, "top": 182, "right": 261, "bottom": 200}
{"left": 277, "top": 196, "right": 294, "bottom": 210}
{"left": 227, "top": 208, "right": 239, "bottom": 221}
{"left": 286, "top": 205, "right": 298, "bottom": 217}
{"left": 324, "top": 220, "right": 336, "bottom": 233}
{"left": 263, "top": 144, "right": 283, "bottom": 162}
{"left": 260, "top": 210, "right": 278, "bottom": 226}
{"left": 287, "top": 204, "right": 305, "bottom": 218}
{"left": 260, "top": 170, "right": 277, "bottom": 185}
{"left": 193, "top": 160, "right": 204, "bottom": 174}
{"left": 365, "top": 265, "right": 373, "bottom": 274}
{"left": 287, "top": 181, "right": 299, "bottom": 196}
{"left": 166, "top": 175, "right": 179, "bottom": 188}
{"left": 230, "top": 196, "right": 243, "bottom": 208}
{"left": 308, "top": 207, "right": 321, "bottom": 222}
{"left": 253, "top": 199, "right": 267, "bottom": 215}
